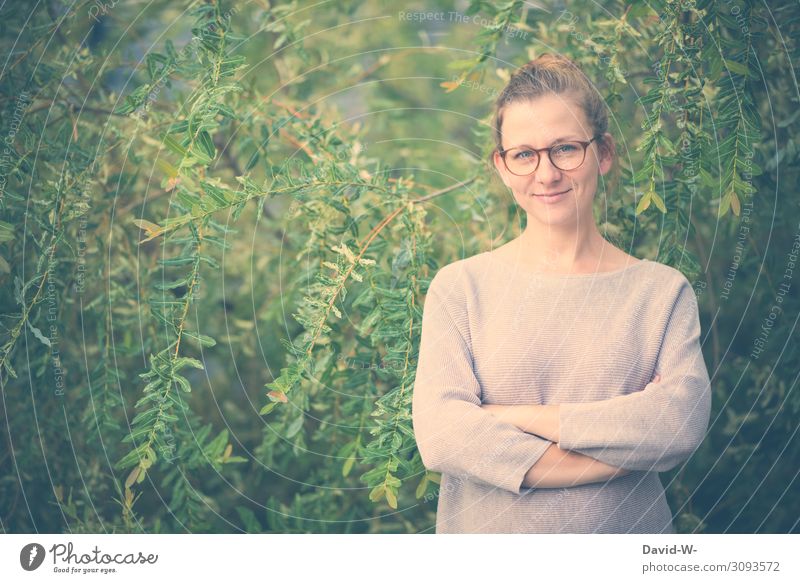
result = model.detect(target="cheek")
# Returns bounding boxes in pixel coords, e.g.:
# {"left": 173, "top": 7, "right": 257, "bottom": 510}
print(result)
{"left": 508, "top": 177, "right": 533, "bottom": 201}
{"left": 573, "top": 167, "right": 600, "bottom": 194}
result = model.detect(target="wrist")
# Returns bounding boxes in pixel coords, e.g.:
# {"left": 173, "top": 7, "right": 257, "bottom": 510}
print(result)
{"left": 522, "top": 404, "right": 560, "bottom": 442}
{"left": 520, "top": 404, "right": 541, "bottom": 434}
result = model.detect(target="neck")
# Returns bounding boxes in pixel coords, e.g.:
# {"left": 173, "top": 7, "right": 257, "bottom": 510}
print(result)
{"left": 518, "top": 216, "right": 609, "bottom": 269}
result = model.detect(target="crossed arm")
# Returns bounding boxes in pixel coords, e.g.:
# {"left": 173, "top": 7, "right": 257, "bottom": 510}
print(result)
{"left": 481, "top": 375, "right": 661, "bottom": 489}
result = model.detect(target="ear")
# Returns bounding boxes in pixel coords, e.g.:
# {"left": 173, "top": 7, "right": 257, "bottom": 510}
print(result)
{"left": 598, "top": 132, "right": 615, "bottom": 176}
{"left": 493, "top": 150, "right": 512, "bottom": 188}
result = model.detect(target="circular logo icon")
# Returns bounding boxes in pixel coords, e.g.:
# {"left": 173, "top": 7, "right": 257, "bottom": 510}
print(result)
{"left": 20, "top": 543, "right": 46, "bottom": 571}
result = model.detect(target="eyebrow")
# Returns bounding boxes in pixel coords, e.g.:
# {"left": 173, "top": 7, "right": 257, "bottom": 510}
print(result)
{"left": 505, "top": 135, "right": 584, "bottom": 149}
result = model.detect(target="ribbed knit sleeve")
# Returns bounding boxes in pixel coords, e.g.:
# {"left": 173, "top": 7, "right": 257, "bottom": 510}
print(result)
{"left": 557, "top": 278, "right": 712, "bottom": 472}
{"left": 412, "top": 271, "right": 553, "bottom": 495}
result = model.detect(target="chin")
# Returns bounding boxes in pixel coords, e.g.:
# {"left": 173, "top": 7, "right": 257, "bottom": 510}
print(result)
{"left": 528, "top": 214, "right": 578, "bottom": 228}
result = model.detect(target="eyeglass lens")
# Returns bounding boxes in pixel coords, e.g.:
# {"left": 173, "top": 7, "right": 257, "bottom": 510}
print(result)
{"left": 504, "top": 142, "right": 588, "bottom": 175}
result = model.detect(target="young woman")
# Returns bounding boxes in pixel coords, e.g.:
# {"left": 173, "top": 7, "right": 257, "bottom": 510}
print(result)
{"left": 411, "top": 53, "right": 712, "bottom": 533}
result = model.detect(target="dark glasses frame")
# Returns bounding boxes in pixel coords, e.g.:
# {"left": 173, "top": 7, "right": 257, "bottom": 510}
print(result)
{"left": 498, "top": 135, "right": 602, "bottom": 176}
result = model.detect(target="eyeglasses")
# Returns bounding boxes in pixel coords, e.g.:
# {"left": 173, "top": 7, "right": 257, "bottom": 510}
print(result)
{"left": 498, "top": 136, "right": 601, "bottom": 176}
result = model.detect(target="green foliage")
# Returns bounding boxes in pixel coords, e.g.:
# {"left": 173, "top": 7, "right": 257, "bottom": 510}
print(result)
{"left": 1, "top": 0, "right": 798, "bottom": 534}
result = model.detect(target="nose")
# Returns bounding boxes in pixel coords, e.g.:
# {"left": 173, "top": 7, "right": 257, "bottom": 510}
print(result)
{"left": 533, "top": 153, "right": 563, "bottom": 185}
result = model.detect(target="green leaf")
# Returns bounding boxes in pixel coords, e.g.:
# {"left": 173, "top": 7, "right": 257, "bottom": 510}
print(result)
{"left": 163, "top": 135, "right": 188, "bottom": 156}
{"left": 368, "top": 484, "right": 385, "bottom": 502}
{"left": 3, "top": 359, "right": 18, "bottom": 379}
{"left": 183, "top": 330, "right": 217, "bottom": 347}
{"left": 174, "top": 356, "right": 205, "bottom": 371}
{"left": 415, "top": 475, "right": 428, "bottom": 499}
{"left": 342, "top": 453, "right": 356, "bottom": 477}
{"left": 285, "top": 415, "right": 304, "bottom": 438}
{"left": 723, "top": 59, "right": 749, "bottom": 77}
{"left": 176, "top": 190, "right": 201, "bottom": 210}
{"left": 157, "top": 256, "right": 196, "bottom": 267}
{"left": 174, "top": 374, "right": 192, "bottom": 392}
{"left": 384, "top": 487, "right": 397, "bottom": 509}
{"left": 635, "top": 191, "right": 652, "bottom": 215}
{"left": 718, "top": 192, "right": 732, "bottom": 218}
{"left": 153, "top": 277, "right": 190, "bottom": 291}
{"left": 273, "top": 33, "right": 288, "bottom": 50}
{"left": 196, "top": 130, "right": 216, "bottom": 161}
{"left": 26, "top": 320, "right": 51, "bottom": 347}
{"left": 0, "top": 220, "right": 15, "bottom": 242}
{"left": 730, "top": 191, "right": 741, "bottom": 216}
{"left": 114, "top": 98, "right": 137, "bottom": 115}
{"left": 235, "top": 506, "right": 261, "bottom": 532}
{"left": 650, "top": 191, "right": 667, "bottom": 213}
{"left": 206, "top": 429, "right": 229, "bottom": 457}
{"left": 115, "top": 445, "right": 153, "bottom": 471}
{"left": 245, "top": 151, "right": 260, "bottom": 171}
{"left": 121, "top": 423, "right": 158, "bottom": 444}
{"left": 224, "top": 456, "right": 247, "bottom": 463}
{"left": 259, "top": 402, "right": 277, "bottom": 416}
{"left": 201, "top": 181, "right": 231, "bottom": 206}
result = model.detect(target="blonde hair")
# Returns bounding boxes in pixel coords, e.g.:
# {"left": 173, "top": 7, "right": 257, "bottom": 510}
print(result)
{"left": 491, "top": 53, "right": 611, "bottom": 158}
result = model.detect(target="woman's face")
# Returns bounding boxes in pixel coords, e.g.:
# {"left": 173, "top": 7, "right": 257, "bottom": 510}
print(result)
{"left": 492, "top": 93, "right": 612, "bottom": 230}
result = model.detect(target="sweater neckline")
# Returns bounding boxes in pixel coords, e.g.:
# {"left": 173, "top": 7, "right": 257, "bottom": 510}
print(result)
{"left": 485, "top": 251, "right": 649, "bottom": 280}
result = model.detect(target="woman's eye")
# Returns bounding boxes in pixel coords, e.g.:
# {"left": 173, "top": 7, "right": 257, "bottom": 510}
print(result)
{"left": 514, "top": 150, "right": 535, "bottom": 160}
{"left": 553, "top": 144, "right": 576, "bottom": 154}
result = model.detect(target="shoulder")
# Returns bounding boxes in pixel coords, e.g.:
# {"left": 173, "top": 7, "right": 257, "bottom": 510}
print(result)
{"left": 647, "top": 260, "right": 696, "bottom": 291}
{"left": 639, "top": 260, "right": 702, "bottom": 314}
{"left": 427, "top": 251, "right": 496, "bottom": 296}
{"left": 429, "top": 251, "right": 490, "bottom": 288}
{"left": 425, "top": 251, "right": 493, "bottom": 313}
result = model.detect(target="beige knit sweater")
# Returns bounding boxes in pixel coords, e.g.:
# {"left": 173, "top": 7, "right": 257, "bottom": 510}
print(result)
{"left": 411, "top": 250, "right": 712, "bottom": 533}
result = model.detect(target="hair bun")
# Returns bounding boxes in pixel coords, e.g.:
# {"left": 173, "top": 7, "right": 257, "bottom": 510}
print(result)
{"left": 519, "top": 53, "right": 582, "bottom": 77}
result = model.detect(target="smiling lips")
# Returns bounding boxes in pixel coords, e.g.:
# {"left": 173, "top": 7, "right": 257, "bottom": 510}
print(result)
{"left": 534, "top": 188, "right": 571, "bottom": 197}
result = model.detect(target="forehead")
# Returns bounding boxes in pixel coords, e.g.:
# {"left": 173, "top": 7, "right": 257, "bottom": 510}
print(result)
{"left": 500, "top": 94, "right": 591, "bottom": 147}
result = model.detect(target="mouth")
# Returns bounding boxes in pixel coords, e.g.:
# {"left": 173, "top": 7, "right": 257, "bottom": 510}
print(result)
{"left": 530, "top": 188, "right": 571, "bottom": 204}
{"left": 533, "top": 189, "right": 571, "bottom": 197}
